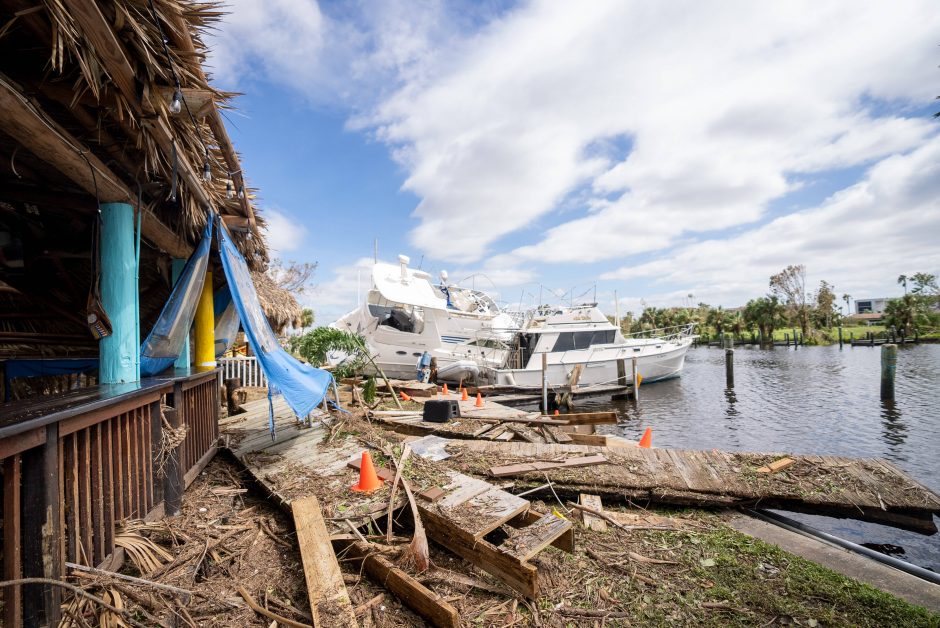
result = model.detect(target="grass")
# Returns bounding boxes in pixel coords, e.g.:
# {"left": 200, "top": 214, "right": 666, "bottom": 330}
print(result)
{"left": 524, "top": 507, "right": 940, "bottom": 627}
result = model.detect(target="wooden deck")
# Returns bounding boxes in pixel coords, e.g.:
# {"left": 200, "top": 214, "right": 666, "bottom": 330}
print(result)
{"left": 445, "top": 440, "right": 940, "bottom": 534}
{"left": 220, "top": 397, "right": 575, "bottom": 602}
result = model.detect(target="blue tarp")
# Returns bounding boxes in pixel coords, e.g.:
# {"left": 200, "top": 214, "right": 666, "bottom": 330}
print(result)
{"left": 3, "top": 358, "right": 98, "bottom": 400}
{"left": 216, "top": 218, "right": 333, "bottom": 437}
{"left": 140, "top": 221, "right": 213, "bottom": 376}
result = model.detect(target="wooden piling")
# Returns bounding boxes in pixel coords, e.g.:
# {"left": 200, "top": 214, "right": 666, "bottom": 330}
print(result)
{"left": 881, "top": 344, "right": 897, "bottom": 401}
{"left": 99, "top": 202, "right": 139, "bottom": 384}
{"left": 725, "top": 348, "right": 734, "bottom": 388}
{"left": 838, "top": 326, "right": 843, "bottom": 349}
{"left": 541, "top": 353, "right": 548, "bottom": 413}
{"left": 631, "top": 357, "right": 639, "bottom": 403}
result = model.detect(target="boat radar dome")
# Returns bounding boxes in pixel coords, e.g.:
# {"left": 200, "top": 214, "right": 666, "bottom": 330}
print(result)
{"left": 398, "top": 254, "right": 410, "bottom": 282}
{"left": 440, "top": 270, "right": 448, "bottom": 284}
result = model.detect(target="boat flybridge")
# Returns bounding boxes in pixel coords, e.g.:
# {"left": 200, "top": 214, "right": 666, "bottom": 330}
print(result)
{"left": 333, "top": 256, "right": 519, "bottom": 382}
{"left": 483, "top": 304, "right": 696, "bottom": 389}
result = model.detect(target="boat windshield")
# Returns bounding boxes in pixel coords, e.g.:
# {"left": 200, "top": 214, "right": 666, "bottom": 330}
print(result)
{"left": 551, "top": 329, "right": 616, "bottom": 352}
{"left": 368, "top": 302, "right": 425, "bottom": 334}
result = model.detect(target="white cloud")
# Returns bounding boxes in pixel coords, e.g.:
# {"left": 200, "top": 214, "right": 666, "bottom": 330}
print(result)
{"left": 307, "top": 257, "right": 375, "bottom": 323}
{"left": 600, "top": 135, "right": 940, "bottom": 305}
{"left": 363, "top": 0, "right": 939, "bottom": 264}
{"left": 263, "top": 209, "right": 308, "bottom": 254}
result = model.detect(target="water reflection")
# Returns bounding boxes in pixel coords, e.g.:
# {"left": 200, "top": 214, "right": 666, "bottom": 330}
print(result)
{"left": 880, "top": 399, "right": 908, "bottom": 453}
{"left": 724, "top": 388, "right": 739, "bottom": 419}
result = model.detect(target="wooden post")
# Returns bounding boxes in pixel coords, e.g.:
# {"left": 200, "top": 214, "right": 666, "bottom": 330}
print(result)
{"left": 725, "top": 348, "right": 734, "bottom": 389}
{"left": 784, "top": 333, "right": 789, "bottom": 346}
{"left": 541, "top": 353, "right": 548, "bottom": 413}
{"left": 616, "top": 359, "right": 626, "bottom": 387}
{"left": 194, "top": 269, "right": 216, "bottom": 368}
{"left": 631, "top": 357, "right": 639, "bottom": 403}
{"left": 3, "top": 454, "right": 22, "bottom": 627}
{"left": 163, "top": 403, "right": 183, "bottom": 517}
{"left": 20, "top": 424, "right": 62, "bottom": 626}
{"left": 99, "top": 202, "right": 139, "bottom": 384}
{"left": 880, "top": 344, "right": 897, "bottom": 401}
{"left": 838, "top": 326, "right": 843, "bottom": 349}
{"left": 171, "top": 259, "right": 191, "bottom": 370}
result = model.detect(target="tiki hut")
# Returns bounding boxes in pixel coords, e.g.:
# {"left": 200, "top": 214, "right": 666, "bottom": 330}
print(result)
{"left": 251, "top": 270, "right": 303, "bottom": 333}
{"left": 0, "top": 3, "right": 292, "bottom": 624}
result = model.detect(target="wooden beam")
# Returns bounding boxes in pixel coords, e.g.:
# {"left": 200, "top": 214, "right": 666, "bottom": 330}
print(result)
{"left": 163, "top": 10, "right": 257, "bottom": 228}
{"left": 291, "top": 495, "right": 358, "bottom": 627}
{"left": 333, "top": 539, "right": 460, "bottom": 628}
{"left": 0, "top": 74, "right": 190, "bottom": 258}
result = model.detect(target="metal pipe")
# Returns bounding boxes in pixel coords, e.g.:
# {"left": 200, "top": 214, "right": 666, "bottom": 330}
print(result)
{"left": 747, "top": 509, "right": 940, "bottom": 586}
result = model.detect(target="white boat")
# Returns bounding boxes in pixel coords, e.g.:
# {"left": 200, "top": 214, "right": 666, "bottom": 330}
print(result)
{"left": 332, "top": 256, "right": 518, "bottom": 381}
{"left": 484, "top": 304, "right": 695, "bottom": 389}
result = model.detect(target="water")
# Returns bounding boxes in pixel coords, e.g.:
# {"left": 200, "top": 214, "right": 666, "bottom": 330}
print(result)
{"left": 572, "top": 343, "right": 940, "bottom": 572}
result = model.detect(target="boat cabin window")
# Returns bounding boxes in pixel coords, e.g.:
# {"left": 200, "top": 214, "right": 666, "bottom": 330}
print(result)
{"left": 467, "top": 339, "right": 508, "bottom": 350}
{"left": 368, "top": 304, "right": 425, "bottom": 334}
{"left": 551, "top": 329, "right": 615, "bottom": 352}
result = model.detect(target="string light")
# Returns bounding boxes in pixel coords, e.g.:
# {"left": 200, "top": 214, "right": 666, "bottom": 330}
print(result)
{"left": 226, "top": 180, "right": 234, "bottom": 199}
{"left": 237, "top": 186, "right": 245, "bottom": 200}
{"left": 202, "top": 149, "right": 212, "bottom": 182}
{"left": 169, "top": 88, "right": 182, "bottom": 114}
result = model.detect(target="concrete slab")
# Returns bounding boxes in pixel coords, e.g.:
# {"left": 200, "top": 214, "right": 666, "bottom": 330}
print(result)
{"left": 727, "top": 513, "right": 940, "bottom": 614}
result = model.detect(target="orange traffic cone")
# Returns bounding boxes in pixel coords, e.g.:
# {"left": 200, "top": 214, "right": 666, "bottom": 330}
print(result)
{"left": 400, "top": 391, "right": 411, "bottom": 402}
{"left": 638, "top": 427, "right": 652, "bottom": 449}
{"left": 442, "top": 383, "right": 449, "bottom": 396}
{"left": 351, "top": 451, "right": 384, "bottom": 492}
{"left": 475, "top": 393, "right": 484, "bottom": 407}
{"left": 553, "top": 409, "right": 560, "bottom": 416}
{"left": 461, "top": 387, "right": 469, "bottom": 401}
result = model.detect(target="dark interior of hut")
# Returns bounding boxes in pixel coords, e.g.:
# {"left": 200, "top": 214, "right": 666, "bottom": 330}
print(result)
{"left": 0, "top": 0, "right": 260, "bottom": 402}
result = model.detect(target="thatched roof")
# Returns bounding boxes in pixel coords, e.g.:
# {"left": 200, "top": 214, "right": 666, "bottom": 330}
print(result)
{"left": 0, "top": 0, "right": 268, "bottom": 267}
{"left": 251, "top": 271, "right": 302, "bottom": 334}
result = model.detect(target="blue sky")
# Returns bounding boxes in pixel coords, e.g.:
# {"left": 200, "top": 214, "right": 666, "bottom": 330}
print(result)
{"left": 206, "top": 0, "right": 940, "bottom": 324}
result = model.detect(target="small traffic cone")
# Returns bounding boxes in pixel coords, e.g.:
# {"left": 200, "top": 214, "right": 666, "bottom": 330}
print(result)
{"left": 638, "top": 427, "right": 653, "bottom": 449}
{"left": 461, "top": 387, "right": 469, "bottom": 401}
{"left": 475, "top": 393, "right": 484, "bottom": 407}
{"left": 553, "top": 409, "right": 560, "bottom": 416}
{"left": 400, "top": 391, "right": 411, "bottom": 402}
{"left": 442, "top": 383, "right": 449, "bottom": 396}
{"left": 351, "top": 451, "right": 384, "bottom": 492}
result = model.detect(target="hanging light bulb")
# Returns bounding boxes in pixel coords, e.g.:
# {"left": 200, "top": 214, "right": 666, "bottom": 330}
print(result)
{"left": 169, "top": 88, "right": 182, "bottom": 115}
{"left": 237, "top": 186, "right": 244, "bottom": 199}
{"left": 226, "top": 180, "right": 234, "bottom": 199}
{"left": 202, "top": 158, "right": 212, "bottom": 182}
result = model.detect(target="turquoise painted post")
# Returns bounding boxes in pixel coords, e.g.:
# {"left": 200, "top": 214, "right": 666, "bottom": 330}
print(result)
{"left": 171, "top": 258, "right": 191, "bottom": 371}
{"left": 99, "top": 202, "right": 139, "bottom": 384}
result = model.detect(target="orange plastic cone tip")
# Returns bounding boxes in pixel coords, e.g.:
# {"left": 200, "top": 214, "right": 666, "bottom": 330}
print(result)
{"left": 400, "top": 391, "right": 411, "bottom": 401}
{"left": 639, "top": 427, "right": 653, "bottom": 449}
{"left": 351, "top": 451, "right": 384, "bottom": 492}
{"left": 475, "top": 393, "right": 484, "bottom": 407}
{"left": 553, "top": 409, "right": 560, "bottom": 416}
{"left": 461, "top": 387, "right": 468, "bottom": 401}
{"left": 442, "top": 383, "right": 449, "bottom": 396}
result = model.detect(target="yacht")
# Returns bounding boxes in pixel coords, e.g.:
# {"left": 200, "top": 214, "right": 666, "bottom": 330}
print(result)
{"left": 484, "top": 304, "right": 695, "bottom": 389}
{"left": 333, "top": 256, "right": 518, "bottom": 381}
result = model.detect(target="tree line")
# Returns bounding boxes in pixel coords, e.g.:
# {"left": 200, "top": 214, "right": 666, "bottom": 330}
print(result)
{"left": 615, "top": 266, "right": 939, "bottom": 346}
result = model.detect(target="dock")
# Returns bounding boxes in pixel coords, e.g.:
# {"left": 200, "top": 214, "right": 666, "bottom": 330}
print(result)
{"left": 444, "top": 439, "right": 940, "bottom": 534}
{"left": 220, "top": 396, "right": 576, "bottom": 607}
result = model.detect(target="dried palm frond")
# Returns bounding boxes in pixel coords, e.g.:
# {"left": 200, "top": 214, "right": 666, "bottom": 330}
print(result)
{"left": 98, "top": 589, "right": 130, "bottom": 628}
{"left": 114, "top": 531, "right": 173, "bottom": 575}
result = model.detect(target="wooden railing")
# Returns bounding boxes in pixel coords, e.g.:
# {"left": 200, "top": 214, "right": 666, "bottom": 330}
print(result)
{"left": 0, "top": 368, "right": 220, "bottom": 627}
{"left": 218, "top": 356, "right": 267, "bottom": 388}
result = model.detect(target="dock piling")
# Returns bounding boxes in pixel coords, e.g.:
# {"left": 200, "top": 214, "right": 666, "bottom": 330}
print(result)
{"left": 725, "top": 347, "right": 734, "bottom": 388}
{"left": 541, "top": 353, "right": 548, "bottom": 413}
{"left": 881, "top": 344, "right": 897, "bottom": 401}
{"left": 631, "top": 356, "right": 639, "bottom": 403}
{"left": 838, "top": 326, "right": 843, "bottom": 349}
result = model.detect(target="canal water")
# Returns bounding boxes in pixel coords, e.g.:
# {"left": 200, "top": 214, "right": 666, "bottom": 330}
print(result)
{"left": 573, "top": 342, "right": 940, "bottom": 572}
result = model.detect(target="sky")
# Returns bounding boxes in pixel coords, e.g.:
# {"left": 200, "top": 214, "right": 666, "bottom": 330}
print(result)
{"left": 204, "top": 0, "right": 940, "bottom": 325}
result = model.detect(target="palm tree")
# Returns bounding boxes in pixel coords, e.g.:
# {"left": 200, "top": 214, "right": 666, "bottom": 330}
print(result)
{"left": 884, "top": 294, "right": 927, "bottom": 335}
{"left": 897, "top": 275, "right": 908, "bottom": 294}
{"left": 743, "top": 296, "right": 787, "bottom": 347}
{"left": 300, "top": 308, "right": 315, "bottom": 333}
{"left": 842, "top": 294, "right": 851, "bottom": 316}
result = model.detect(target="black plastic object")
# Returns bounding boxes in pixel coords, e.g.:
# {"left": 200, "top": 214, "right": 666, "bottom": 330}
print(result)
{"left": 423, "top": 399, "right": 461, "bottom": 423}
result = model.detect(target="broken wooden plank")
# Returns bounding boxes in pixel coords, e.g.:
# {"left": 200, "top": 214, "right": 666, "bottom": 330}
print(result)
{"left": 507, "top": 509, "right": 575, "bottom": 553}
{"left": 418, "top": 486, "right": 445, "bottom": 503}
{"left": 440, "top": 486, "right": 530, "bottom": 541}
{"left": 489, "top": 454, "right": 609, "bottom": 478}
{"left": 579, "top": 494, "right": 608, "bottom": 532}
{"left": 505, "top": 423, "right": 544, "bottom": 443}
{"left": 500, "top": 512, "right": 573, "bottom": 562}
{"left": 333, "top": 539, "right": 459, "bottom": 628}
{"left": 757, "top": 457, "right": 796, "bottom": 474}
{"left": 565, "top": 433, "right": 608, "bottom": 446}
{"left": 291, "top": 495, "right": 358, "bottom": 627}
{"left": 545, "top": 426, "right": 573, "bottom": 444}
{"left": 547, "top": 411, "right": 618, "bottom": 425}
{"left": 420, "top": 506, "right": 540, "bottom": 598}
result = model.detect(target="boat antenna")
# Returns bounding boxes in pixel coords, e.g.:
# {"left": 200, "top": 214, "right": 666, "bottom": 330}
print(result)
{"left": 374, "top": 238, "right": 378, "bottom": 263}
{"left": 417, "top": 255, "right": 424, "bottom": 270}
